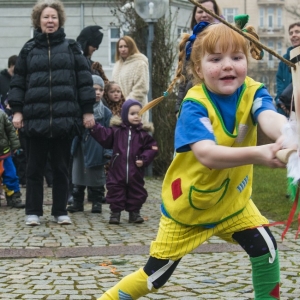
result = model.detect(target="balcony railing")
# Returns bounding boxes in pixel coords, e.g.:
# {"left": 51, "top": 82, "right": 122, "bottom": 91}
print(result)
{"left": 257, "top": 27, "right": 285, "bottom": 37}
{"left": 257, "top": 0, "right": 284, "bottom": 5}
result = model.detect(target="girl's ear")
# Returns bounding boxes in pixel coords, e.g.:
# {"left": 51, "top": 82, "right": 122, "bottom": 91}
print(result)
{"left": 195, "top": 65, "right": 204, "bottom": 79}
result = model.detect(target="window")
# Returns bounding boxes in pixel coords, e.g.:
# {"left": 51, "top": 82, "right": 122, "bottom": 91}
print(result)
{"left": 223, "top": 8, "right": 238, "bottom": 24}
{"left": 109, "top": 28, "right": 120, "bottom": 64}
{"left": 277, "top": 8, "right": 282, "bottom": 28}
{"left": 259, "top": 8, "right": 264, "bottom": 27}
{"left": 267, "top": 7, "right": 274, "bottom": 29}
{"left": 267, "top": 40, "right": 274, "bottom": 68}
{"left": 177, "top": 27, "right": 189, "bottom": 38}
{"left": 277, "top": 41, "right": 282, "bottom": 56}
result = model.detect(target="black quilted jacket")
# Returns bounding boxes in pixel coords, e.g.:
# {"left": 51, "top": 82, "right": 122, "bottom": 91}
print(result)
{"left": 8, "top": 27, "right": 95, "bottom": 138}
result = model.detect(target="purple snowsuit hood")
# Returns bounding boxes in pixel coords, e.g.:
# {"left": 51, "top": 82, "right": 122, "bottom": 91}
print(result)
{"left": 121, "top": 99, "right": 142, "bottom": 125}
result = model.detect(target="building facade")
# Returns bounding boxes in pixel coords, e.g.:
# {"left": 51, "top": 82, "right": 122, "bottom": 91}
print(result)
{"left": 0, "top": 0, "right": 194, "bottom": 79}
{"left": 219, "top": 0, "right": 299, "bottom": 96}
{"left": 0, "top": 0, "right": 299, "bottom": 96}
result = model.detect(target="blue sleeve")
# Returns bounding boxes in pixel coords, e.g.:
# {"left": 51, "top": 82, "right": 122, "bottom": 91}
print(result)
{"left": 252, "top": 87, "right": 276, "bottom": 123}
{"left": 175, "top": 101, "right": 215, "bottom": 153}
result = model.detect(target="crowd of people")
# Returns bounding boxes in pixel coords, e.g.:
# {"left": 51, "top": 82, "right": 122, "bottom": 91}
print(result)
{"left": 1, "top": 0, "right": 157, "bottom": 227}
{"left": 0, "top": 0, "right": 297, "bottom": 299}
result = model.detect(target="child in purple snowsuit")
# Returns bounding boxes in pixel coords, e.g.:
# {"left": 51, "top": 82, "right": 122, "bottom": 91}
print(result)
{"left": 90, "top": 99, "right": 158, "bottom": 225}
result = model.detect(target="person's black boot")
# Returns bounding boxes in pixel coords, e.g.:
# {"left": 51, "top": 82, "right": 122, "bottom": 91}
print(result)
{"left": 6, "top": 191, "right": 25, "bottom": 209}
{"left": 91, "top": 202, "right": 102, "bottom": 213}
{"left": 67, "top": 201, "right": 84, "bottom": 213}
{"left": 66, "top": 185, "right": 85, "bottom": 213}
{"left": 109, "top": 212, "right": 121, "bottom": 224}
{"left": 99, "top": 185, "right": 106, "bottom": 204}
{"left": 100, "top": 197, "right": 107, "bottom": 204}
{"left": 129, "top": 211, "right": 144, "bottom": 223}
{"left": 88, "top": 186, "right": 105, "bottom": 211}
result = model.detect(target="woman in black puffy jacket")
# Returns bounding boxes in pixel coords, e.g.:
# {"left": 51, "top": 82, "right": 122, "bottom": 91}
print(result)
{"left": 8, "top": 0, "right": 96, "bottom": 226}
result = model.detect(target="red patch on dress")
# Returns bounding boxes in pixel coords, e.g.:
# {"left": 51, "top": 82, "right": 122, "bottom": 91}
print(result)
{"left": 171, "top": 178, "right": 182, "bottom": 200}
{"left": 269, "top": 283, "right": 280, "bottom": 299}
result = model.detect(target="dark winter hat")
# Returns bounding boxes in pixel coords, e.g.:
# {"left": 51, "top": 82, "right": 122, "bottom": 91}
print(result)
{"left": 76, "top": 25, "right": 103, "bottom": 51}
{"left": 92, "top": 75, "right": 104, "bottom": 88}
{"left": 121, "top": 99, "right": 142, "bottom": 124}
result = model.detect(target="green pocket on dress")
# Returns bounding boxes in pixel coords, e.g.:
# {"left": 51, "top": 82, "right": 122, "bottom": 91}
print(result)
{"left": 189, "top": 178, "right": 230, "bottom": 210}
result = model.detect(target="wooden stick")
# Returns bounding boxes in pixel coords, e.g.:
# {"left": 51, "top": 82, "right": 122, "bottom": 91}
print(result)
{"left": 276, "top": 149, "right": 297, "bottom": 164}
{"left": 188, "top": 0, "right": 295, "bottom": 69}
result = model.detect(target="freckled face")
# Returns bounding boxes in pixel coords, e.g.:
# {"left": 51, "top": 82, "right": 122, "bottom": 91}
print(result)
{"left": 196, "top": 45, "right": 247, "bottom": 95}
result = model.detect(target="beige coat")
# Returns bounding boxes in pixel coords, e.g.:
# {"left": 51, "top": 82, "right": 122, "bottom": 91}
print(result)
{"left": 112, "top": 53, "right": 149, "bottom": 122}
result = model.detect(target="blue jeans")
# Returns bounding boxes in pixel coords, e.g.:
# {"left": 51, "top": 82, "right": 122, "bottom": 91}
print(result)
{"left": 3, "top": 156, "right": 20, "bottom": 192}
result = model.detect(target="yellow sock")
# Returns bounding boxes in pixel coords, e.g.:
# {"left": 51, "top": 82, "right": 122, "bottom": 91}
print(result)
{"left": 98, "top": 268, "right": 158, "bottom": 300}
{"left": 3, "top": 185, "right": 14, "bottom": 196}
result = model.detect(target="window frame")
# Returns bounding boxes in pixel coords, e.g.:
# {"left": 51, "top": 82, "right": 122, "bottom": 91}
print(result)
{"left": 223, "top": 8, "right": 238, "bottom": 24}
{"left": 108, "top": 27, "right": 121, "bottom": 65}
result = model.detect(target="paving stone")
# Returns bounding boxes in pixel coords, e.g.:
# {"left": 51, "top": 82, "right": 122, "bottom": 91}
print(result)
{"left": 0, "top": 180, "right": 299, "bottom": 299}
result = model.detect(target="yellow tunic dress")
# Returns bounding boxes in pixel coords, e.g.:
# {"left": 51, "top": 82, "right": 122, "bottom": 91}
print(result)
{"left": 98, "top": 77, "right": 280, "bottom": 300}
{"left": 150, "top": 77, "right": 269, "bottom": 260}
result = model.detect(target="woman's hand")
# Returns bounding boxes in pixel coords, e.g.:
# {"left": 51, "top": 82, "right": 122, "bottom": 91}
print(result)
{"left": 83, "top": 113, "right": 95, "bottom": 129}
{"left": 12, "top": 112, "right": 24, "bottom": 128}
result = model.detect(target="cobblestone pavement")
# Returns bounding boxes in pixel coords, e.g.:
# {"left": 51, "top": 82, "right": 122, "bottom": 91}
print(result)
{"left": 0, "top": 178, "right": 299, "bottom": 300}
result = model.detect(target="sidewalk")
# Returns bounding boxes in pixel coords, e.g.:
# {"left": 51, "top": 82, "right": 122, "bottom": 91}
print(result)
{"left": 0, "top": 178, "right": 299, "bottom": 300}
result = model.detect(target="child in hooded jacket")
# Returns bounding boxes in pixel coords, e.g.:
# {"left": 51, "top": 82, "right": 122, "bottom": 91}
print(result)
{"left": 67, "top": 75, "right": 112, "bottom": 214}
{"left": 0, "top": 109, "right": 25, "bottom": 208}
{"left": 90, "top": 99, "right": 158, "bottom": 224}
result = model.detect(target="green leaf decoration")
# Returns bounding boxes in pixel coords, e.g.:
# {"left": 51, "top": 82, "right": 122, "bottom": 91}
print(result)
{"left": 234, "top": 14, "right": 249, "bottom": 30}
{"left": 287, "top": 177, "right": 300, "bottom": 212}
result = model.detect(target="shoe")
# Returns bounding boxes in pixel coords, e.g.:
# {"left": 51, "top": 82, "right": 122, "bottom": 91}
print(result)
{"left": 67, "top": 201, "right": 84, "bottom": 213}
{"left": 109, "top": 212, "right": 121, "bottom": 224}
{"left": 6, "top": 192, "right": 25, "bottom": 209}
{"left": 54, "top": 215, "right": 72, "bottom": 225}
{"left": 100, "top": 197, "right": 107, "bottom": 204}
{"left": 25, "top": 215, "right": 40, "bottom": 226}
{"left": 91, "top": 202, "right": 102, "bottom": 213}
{"left": 67, "top": 195, "right": 74, "bottom": 205}
{"left": 129, "top": 212, "right": 144, "bottom": 223}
